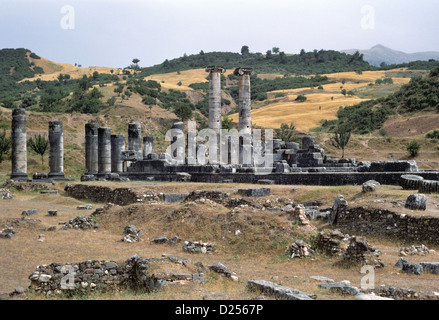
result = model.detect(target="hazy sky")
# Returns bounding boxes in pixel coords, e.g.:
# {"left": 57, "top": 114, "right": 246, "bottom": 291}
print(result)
{"left": 1, "top": 0, "right": 438, "bottom": 68}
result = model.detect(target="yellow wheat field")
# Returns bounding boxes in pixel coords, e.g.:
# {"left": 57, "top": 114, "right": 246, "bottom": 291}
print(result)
{"left": 144, "top": 68, "right": 236, "bottom": 91}
{"left": 322, "top": 69, "right": 411, "bottom": 85}
{"left": 229, "top": 93, "right": 368, "bottom": 130}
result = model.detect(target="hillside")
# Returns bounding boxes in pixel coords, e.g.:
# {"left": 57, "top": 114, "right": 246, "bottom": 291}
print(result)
{"left": 141, "top": 48, "right": 372, "bottom": 76}
{"left": 319, "top": 67, "right": 439, "bottom": 134}
{"left": 342, "top": 44, "right": 439, "bottom": 67}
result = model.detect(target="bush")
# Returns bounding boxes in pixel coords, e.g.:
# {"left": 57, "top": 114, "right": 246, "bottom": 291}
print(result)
{"left": 406, "top": 140, "right": 421, "bottom": 157}
{"left": 295, "top": 94, "right": 307, "bottom": 102}
{"left": 426, "top": 130, "right": 439, "bottom": 140}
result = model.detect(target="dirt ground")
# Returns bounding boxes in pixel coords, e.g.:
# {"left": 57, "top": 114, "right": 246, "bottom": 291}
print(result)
{"left": 1, "top": 181, "right": 439, "bottom": 300}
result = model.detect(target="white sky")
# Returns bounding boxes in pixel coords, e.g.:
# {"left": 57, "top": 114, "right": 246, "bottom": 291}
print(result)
{"left": 1, "top": 0, "right": 438, "bottom": 68}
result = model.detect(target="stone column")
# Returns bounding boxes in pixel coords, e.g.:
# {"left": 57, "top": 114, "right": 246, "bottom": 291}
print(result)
{"left": 143, "top": 136, "right": 154, "bottom": 159}
{"left": 235, "top": 67, "right": 254, "bottom": 165}
{"left": 48, "top": 121, "right": 65, "bottom": 179}
{"left": 10, "top": 108, "right": 27, "bottom": 180}
{"left": 171, "top": 122, "right": 185, "bottom": 163}
{"left": 205, "top": 66, "right": 226, "bottom": 134}
{"left": 98, "top": 127, "right": 111, "bottom": 175}
{"left": 111, "top": 134, "right": 125, "bottom": 173}
{"left": 186, "top": 120, "right": 197, "bottom": 165}
{"left": 85, "top": 123, "right": 99, "bottom": 174}
{"left": 128, "top": 122, "right": 142, "bottom": 154}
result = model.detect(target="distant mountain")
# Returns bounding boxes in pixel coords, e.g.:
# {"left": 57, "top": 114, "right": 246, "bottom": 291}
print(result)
{"left": 341, "top": 44, "right": 439, "bottom": 67}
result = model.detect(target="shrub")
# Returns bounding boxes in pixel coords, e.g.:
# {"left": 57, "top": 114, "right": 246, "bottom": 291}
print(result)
{"left": 406, "top": 140, "right": 421, "bottom": 157}
{"left": 295, "top": 94, "right": 307, "bottom": 102}
{"left": 426, "top": 130, "right": 439, "bottom": 140}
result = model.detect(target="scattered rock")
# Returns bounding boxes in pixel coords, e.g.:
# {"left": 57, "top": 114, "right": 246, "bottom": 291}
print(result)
{"left": 60, "top": 216, "right": 98, "bottom": 230}
{"left": 121, "top": 225, "right": 144, "bottom": 243}
{"left": 47, "top": 210, "right": 57, "bottom": 216}
{"left": 328, "top": 195, "right": 348, "bottom": 225}
{"left": 405, "top": 194, "right": 427, "bottom": 210}
{"left": 400, "top": 244, "right": 434, "bottom": 256}
{"left": 22, "top": 209, "right": 38, "bottom": 216}
{"left": 208, "top": 262, "right": 233, "bottom": 278}
{"left": 183, "top": 241, "right": 215, "bottom": 254}
{"left": 152, "top": 235, "right": 168, "bottom": 244}
{"left": 362, "top": 182, "right": 377, "bottom": 193}
{"left": 168, "top": 236, "right": 181, "bottom": 246}
{"left": 319, "top": 281, "right": 360, "bottom": 296}
{"left": 0, "top": 189, "right": 13, "bottom": 199}
{"left": 247, "top": 280, "right": 316, "bottom": 300}
{"left": 310, "top": 276, "right": 334, "bottom": 283}
{"left": 285, "top": 240, "right": 314, "bottom": 259}
{"left": 77, "top": 204, "right": 93, "bottom": 210}
{"left": 0, "top": 227, "right": 16, "bottom": 239}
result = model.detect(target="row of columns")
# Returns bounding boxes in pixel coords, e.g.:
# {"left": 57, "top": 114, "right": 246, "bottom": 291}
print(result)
{"left": 10, "top": 109, "right": 65, "bottom": 180}
{"left": 84, "top": 121, "right": 154, "bottom": 175}
{"left": 205, "top": 66, "right": 253, "bottom": 165}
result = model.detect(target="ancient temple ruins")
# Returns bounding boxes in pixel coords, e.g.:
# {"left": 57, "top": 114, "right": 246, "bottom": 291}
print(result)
{"left": 8, "top": 66, "right": 439, "bottom": 186}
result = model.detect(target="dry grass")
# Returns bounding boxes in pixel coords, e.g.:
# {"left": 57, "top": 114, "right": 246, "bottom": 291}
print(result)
{"left": 144, "top": 69, "right": 236, "bottom": 92}
{"left": 229, "top": 93, "right": 368, "bottom": 130}
{"left": 2, "top": 182, "right": 439, "bottom": 300}
{"left": 20, "top": 53, "right": 117, "bottom": 82}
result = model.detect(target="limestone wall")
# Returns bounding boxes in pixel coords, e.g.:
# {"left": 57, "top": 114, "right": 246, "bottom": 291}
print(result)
{"left": 335, "top": 206, "right": 439, "bottom": 243}
{"left": 64, "top": 184, "right": 141, "bottom": 205}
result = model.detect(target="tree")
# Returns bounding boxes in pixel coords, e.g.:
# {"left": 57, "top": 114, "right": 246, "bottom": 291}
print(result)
{"left": 330, "top": 126, "right": 351, "bottom": 158}
{"left": 241, "top": 45, "right": 250, "bottom": 56}
{"left": 28, "top": 134, "right": 48, "bottom": 165}
{"left": 222, "top": 115, "right": 233, "bottom": 130}
{"left": 272, "top": 47, "right": 280, "bottom": 54}
{"left": 407, "top": 140, "right": 421, "bottom": 157}
{"left": 265, "top": 50, "right": 272, "bottom": 60}
{"left": 1, "top": 99, "right": 15, "bottom": 109}
{"left": 295, "top": 94, "right": 307, "bottom": 102}
{"left": 132, "top": 58, "right": 140, "bottom": 70}
{"left": 173, "top": 103, "right": 193, "bottom": 121}
{"left": 341, "top": 89, "right": 347, "bottom": 96}
{"left": 107, "top": 96, "right": 116, "bottom": 106}
{"left": 114, "top": 84, "right": 124, "bottom": 96}
{"left": 275, "top": 122, "right": 295, "bottom": 142}
{"left": 279, "top": 51, "right": 287, "bottom": 64}
{"left": 92, "top": 71, "right": 99, "bottom": 81}
{"left": 0, "top": 130, "right": 11, "bottom": 163}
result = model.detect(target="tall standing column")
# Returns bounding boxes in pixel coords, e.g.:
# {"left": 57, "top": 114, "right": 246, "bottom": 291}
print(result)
{"left": 48, "top": 121, "right": 65, "bottom": 179}
{"left": 235, "top": 67, "right": 254, "bottom": 165}
{"left": 205, "top": 66, "right": 226, "bottom": 133}
{"left": 111, "top": 134, "right": 125, "bottom": 173}
{"left": 98, "top": 127, "right": 111, "bottom": 175}
{"left": 10, "top": 108, "right": 27, "bottom": 180}
{"left": 171, "top": 122, "right": 185, "bottom": 163}
{"left": 128, "top": 122, "right": 142, "bottom": 153}
{"left": 85, "top": 123, "right": 99, "bottom": 174}
{"left": 186, "top": 120, "right": 197, "bottom": 165}
{"left": 143, "top": 136, "right": 154, "bottom": 159}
